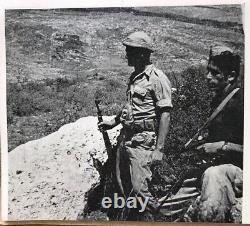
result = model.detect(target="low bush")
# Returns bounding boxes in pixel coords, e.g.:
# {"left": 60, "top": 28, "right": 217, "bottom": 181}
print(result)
{"left": 7, "top": 64, "right": 211, "bottom": 154}
{"left": 7, "top": 73, "right": 127, "bottom": 150}
{"left": 149, "top": 65, "right": 212, "bottom": 199}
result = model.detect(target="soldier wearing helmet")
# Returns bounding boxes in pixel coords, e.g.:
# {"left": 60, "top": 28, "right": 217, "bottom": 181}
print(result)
{"left": 99, "top": 31, "right": 172, "bottom": 220}
{"left": 184, "top": 46, "right": 243, "bottom": 222}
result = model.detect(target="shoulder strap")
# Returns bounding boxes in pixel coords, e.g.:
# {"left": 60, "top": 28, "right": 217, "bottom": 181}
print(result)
{"left": 209, "top": 88, "right": 240, "bottom": 121}
{"left": 185, "top": 88, "right": 240, "bottom": 149}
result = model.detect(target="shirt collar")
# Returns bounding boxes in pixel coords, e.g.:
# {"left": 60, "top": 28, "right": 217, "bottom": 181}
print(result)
{"left": 130, "top": 64, "right": 154, "bottom": 82}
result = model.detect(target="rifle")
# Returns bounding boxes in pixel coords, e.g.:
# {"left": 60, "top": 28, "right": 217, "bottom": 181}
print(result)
{"left": 95, "top": 99, "right": 125, "bottom": 198}
{"left": 182, "top": 88, "right": 240, "bottom": 171}
{"left": 156, "top": 167, "right": 203, "bottom": 213}
{"left": 95, "top": 99, "right": 112, "bottom": 156}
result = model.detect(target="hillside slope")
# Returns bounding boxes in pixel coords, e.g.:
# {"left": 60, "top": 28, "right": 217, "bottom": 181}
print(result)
{"left": 6, "top": 6, "right": 244, "bottom": 151}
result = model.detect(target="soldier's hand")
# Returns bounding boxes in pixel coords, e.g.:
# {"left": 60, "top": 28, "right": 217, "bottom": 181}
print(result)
{"left": 149, "top": 150, "right": 163, "bottom": 164}
{"left": 98, "top": 120, "right": 114, "bottom": 132}
{"left": 197, "top": 141, "right": 225, "bottom": 154}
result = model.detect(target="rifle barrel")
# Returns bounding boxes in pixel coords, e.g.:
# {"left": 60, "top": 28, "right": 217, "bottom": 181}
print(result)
{"left": 95, "top": 99, "right": 112, "bottom": 155}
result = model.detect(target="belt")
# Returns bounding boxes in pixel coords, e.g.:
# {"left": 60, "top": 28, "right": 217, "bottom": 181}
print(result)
{"left": 131, "top": 118, "right": 157, "bottom": 133}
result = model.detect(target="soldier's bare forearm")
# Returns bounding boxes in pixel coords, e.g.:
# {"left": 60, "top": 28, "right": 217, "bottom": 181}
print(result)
{"left": 222, "top": 142, "right": 243, "bottom": 153}
{"left": 155, "top": 111, "right": 170, "bottom": 152}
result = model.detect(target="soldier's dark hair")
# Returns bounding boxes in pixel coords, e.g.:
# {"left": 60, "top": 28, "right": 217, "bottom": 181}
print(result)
{"left": 209, "top": 51, "right": 241, "bottom": 79}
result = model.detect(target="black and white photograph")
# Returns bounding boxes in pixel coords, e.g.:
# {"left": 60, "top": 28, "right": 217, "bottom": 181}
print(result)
{"left": 0, "top": 0, "right": 248, "bottom": 223}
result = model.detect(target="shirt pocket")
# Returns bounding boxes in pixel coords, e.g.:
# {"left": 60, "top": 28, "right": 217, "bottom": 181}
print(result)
{"left": 132, "top": 85, "right": 147, "bottom": 104}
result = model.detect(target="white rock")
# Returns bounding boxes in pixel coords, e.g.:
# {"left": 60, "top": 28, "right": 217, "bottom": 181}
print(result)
{"left": 8, "top": 116, "right": 121, "bottom": 220}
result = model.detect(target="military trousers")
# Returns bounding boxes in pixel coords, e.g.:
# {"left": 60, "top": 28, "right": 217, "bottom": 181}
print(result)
{"left": 184, "top": 164, "right": 243, "bottom": 222}
{"left": 118, "top": 130, "right": 160, "bottom": 218}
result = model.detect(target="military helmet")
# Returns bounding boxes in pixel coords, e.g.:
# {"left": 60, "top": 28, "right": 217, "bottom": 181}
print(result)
{"left": 122, "top": 31, "right": 154, "bottom": 52}
{"left": 209, "top": 45, "right": 234, "bottom": 57}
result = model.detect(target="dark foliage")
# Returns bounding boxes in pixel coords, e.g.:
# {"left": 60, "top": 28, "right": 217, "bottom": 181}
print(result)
{"left": 149, "top": 65, "right": 212, "bottom": 198}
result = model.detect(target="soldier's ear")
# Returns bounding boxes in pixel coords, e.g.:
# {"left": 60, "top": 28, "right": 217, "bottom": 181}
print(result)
{"left": 228, "top": 71, "right": 237, "bottom": 84}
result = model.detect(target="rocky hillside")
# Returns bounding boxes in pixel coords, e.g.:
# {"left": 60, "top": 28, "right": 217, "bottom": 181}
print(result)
{"left": 6, "top": 6, "right": 244, "bottom": 151}
{"left": 8, "top": 116, "right": 120, "bottom": 220}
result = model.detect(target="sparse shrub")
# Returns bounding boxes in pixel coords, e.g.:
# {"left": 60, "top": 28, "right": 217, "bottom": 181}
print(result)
{"left": 10, "top": 91, "right": 36, "bottom": 117}
{"left": 170, "top": 66, "right": 211, "bottom": 145}
{"left": 149, "top": 65, "right": 212, "bottom": 200}
{"left": 105, "top": 78, "right": 123, "bottom": 92}
{"left": 7, "top": 65, "right": 210, "bottom": 154}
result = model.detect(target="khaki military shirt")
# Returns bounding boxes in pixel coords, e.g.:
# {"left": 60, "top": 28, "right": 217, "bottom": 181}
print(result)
{"left": 127, "top": 64, "right": 172, "bottom": 121}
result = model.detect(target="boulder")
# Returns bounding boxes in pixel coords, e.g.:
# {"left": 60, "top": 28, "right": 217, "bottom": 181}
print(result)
{"left": 8, "top": 116, "right": 121, "bottom": 220}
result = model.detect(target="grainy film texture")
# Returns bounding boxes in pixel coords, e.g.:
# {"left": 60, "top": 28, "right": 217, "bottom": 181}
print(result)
{"left": 6, "top": 6, "right": 244, "bottom": 222}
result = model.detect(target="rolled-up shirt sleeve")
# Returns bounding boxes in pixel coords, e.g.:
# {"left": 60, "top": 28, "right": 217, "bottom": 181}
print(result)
{"left": 151, "top": 71, "right": 173, "bottom": 109}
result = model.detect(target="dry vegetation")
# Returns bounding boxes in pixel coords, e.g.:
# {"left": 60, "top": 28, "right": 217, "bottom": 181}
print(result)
{"left": 6, "top": 6, "right": 243, "bottom": 151}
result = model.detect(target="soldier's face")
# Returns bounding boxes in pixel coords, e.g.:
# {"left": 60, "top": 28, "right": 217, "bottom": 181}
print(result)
{"left": 125, "top": 46, "right": 142, "bottom": 67}
{"left": 206, "top": 60, "right": 227, "bottom": 92}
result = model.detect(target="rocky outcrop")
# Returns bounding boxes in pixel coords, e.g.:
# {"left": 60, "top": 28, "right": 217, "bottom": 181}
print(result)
{"left": 50, "top": 32, "right": 87, "bottom": 61}
{"left": 8, "top": 116, "right": 121, "bottom": 220}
